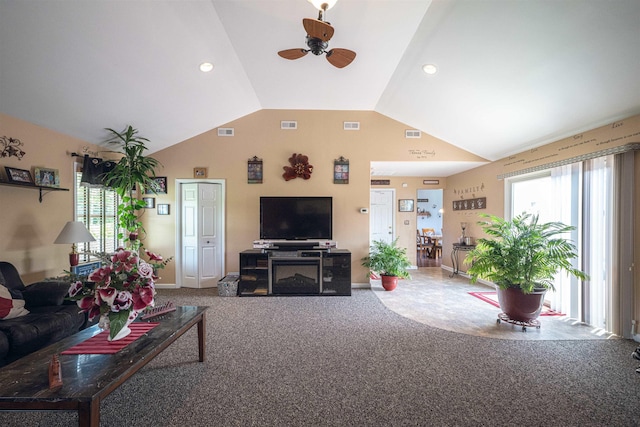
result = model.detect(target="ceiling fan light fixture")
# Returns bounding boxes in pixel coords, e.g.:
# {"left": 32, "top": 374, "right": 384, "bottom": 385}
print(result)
{"left": 308, "top": 0, "right": 338, "bottom": 11}
{"left": 422, "top": 64, "right": 437, "bottom": 75}
{"left": 199, "top": 62, "right": 214, "bottom": 72}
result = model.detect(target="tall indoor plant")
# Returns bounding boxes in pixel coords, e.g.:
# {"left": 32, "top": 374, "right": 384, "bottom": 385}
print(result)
{"left": 361, "top": 238, "right": 412, "bottom": 291}
{"left": 464, "top": 213, "right": 588, "bottom": 322}
{"left": 101, "top": 125, "right": 162, "bottom": 249}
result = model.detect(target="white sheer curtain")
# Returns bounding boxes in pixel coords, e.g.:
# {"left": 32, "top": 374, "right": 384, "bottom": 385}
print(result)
{"left": 582, "top": 156, "right": 614, "bottom": 331}
{"left": 549, "top": 164, "right": 580, "bottom": 316}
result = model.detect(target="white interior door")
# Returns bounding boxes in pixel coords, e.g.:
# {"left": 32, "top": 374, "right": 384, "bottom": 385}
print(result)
{"left": 179, "top": 181, "right": 224, "bottom": 288}
{"left": 370, "top": 189, "right": 394, "bottom": 244}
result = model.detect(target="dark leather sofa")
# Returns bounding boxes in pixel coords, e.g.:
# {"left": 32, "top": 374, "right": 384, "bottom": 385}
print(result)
{"left": 0, "top": 261, "right": 89, "bottom": 367}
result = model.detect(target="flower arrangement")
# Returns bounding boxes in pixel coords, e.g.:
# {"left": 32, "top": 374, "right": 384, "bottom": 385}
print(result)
{"left": 67, "top": 248, "right": 171, "bottom": 340}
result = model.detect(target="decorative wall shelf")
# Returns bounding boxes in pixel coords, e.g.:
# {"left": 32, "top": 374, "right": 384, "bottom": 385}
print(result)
{"left": 0, "top": 181, "right": 69, "bottom": 203}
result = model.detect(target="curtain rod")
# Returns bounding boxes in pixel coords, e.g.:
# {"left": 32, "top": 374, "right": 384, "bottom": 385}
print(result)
{"left": 497, "top": 142, "right": 640, "bottom": 180}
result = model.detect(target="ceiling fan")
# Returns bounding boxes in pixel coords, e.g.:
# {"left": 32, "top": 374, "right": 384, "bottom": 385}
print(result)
{"left": 278, "top": 4, "right": 356, "bottom": 69}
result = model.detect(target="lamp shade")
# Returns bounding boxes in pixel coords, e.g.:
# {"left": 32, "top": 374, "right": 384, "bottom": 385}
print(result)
{"left": 54, "top": 221, "right": 96, "bottom": 244}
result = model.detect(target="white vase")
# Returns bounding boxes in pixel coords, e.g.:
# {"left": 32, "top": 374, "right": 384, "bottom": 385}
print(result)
{"left": 106, "top": 310, "right": 140, "bottom": 342}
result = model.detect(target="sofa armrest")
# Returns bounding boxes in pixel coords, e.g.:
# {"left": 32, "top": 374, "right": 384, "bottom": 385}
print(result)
{"left": 22, "top": 281, "right": 71, "bottom": 308}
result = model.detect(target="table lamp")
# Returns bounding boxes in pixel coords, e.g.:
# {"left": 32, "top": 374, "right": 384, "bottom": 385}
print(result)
{"left": 54, "top": 221, "right": 96, "bottom": 267}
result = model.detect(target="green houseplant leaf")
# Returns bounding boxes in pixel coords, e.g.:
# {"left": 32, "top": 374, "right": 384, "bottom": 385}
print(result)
{"left": 101, "top": 125, "right": 163, "bottom": 249}
{"left": 464, "top": 213, "right": 588, "bottom": 293}
{"left": 361, "top": 238, "right": 412, "bottom": 279}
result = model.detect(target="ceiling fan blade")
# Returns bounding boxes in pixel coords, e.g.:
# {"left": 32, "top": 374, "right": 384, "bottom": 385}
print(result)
{"left": 303, "top": 18, "right": 334, "bottom": 42}
{"left": 326, "top": 48, "right": 356, "bottom": 68}
{"left": 278, "top": 49, "right": 308, "bottom": 60}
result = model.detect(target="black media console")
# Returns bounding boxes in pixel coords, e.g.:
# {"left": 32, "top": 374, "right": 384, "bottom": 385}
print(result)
{"left": 238, "top": 247, "right": 351, "bottom": 296}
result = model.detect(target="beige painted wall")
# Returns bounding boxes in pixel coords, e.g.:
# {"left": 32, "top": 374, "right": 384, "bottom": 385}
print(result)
{"left": 149, "top": 110, "right": 485, "bottom": 284}
{"left": 371, "top": 177, "right": 447, "bottom": 265}
{"left": 0, "top": 114, "right": 100, "bottom": 283}
{"left": 2, "top": 108, "right": 637, "bottom": 312}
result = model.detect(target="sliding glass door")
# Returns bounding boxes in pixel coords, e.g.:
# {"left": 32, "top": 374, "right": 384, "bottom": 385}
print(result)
{"left": 506, "top": 155, "right": 614, "bottom": 333}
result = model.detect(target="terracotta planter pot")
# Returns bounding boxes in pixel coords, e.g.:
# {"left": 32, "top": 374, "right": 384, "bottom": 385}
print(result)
{"left": 381, "top": 275, "right": 398, "bottom": 291}
{"left": 496, "top": 287, "right": 546, "bottom": 322}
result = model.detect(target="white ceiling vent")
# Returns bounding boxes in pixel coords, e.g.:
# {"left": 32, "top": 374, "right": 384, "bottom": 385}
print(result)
{"left": 343, "top": 121, "right": 360, "bottom": 130}
{"left": 217, "top": 128, "right": 234, "bottom": 137}
{"left": 405, "top": 129, "right": 421, "bottom": 138}
{"left": 281, "top": 121, "right": 297, "bottom": 130}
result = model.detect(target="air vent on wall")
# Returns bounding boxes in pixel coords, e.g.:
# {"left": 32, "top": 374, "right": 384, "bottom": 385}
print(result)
{"left": 281, "top": 121, "right": 297, "bottom": 130}
{"left": 343, "top": 121, "right": 360, "bottom": 130}
{"left": 405, "top": 130, "right": 421, "bottom": 138}
{"left": 217, "top": 128, "right": 234, "bottom": 137}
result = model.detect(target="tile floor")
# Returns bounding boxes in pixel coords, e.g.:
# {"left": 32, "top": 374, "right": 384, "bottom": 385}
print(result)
{"left": 371, "top": 267, "right": 618, "bottom": 341}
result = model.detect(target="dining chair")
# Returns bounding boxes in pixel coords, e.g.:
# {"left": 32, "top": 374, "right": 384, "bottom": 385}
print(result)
{"left": 422, "top": 228, "right": 436, "bottom": 236}
{"left": 427, "top": 236, "right": 442, "bottom": 259}
{"left": 416, "top": 230, "right": 431, "bottom": 257}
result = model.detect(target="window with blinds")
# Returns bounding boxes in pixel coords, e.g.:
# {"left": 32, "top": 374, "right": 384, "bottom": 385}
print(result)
{"left": 75, "top": 167, "right": 121, "bottom": 261}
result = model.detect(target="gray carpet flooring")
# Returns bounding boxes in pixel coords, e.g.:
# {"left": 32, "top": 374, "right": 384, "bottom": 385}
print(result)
{"left": 2, "top": 288, "right": 639, "bottom": 426}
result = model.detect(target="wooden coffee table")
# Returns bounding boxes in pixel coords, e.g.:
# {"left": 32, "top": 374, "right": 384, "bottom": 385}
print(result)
{"left": 0, "top": 305, "right": 207, "bottom": 427}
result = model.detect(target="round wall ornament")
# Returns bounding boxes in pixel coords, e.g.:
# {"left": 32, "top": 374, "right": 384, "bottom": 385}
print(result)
{"left": 283, "top": 153, "right": 313, "bottom": 181}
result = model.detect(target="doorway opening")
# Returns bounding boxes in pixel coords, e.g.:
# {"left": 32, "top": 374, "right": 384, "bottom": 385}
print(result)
{"left": 416, "top": 188, "right": 443, "bottom": 268}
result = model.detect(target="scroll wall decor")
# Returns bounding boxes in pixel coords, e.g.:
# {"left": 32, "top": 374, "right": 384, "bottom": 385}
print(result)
{"left": 0, "top": 136, "right": 26, "bottom": 160}
{"left": 248, "top": 156, "right": 263, "bottom": 184}
{"left": 333, "top": 156, "right": 349, "bottom": 184}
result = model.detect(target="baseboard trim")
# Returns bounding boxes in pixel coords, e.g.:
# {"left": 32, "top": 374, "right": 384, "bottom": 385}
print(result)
{"left": 352, "top": 282, "right": 370, "bottom": 289}
{"left": 155, "top": 283, "right": 179, "bottom": 289}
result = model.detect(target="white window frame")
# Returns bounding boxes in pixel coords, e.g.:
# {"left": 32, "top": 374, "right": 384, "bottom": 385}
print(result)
{"left": 74, "top": 164, "right": 121, "bottom": 261}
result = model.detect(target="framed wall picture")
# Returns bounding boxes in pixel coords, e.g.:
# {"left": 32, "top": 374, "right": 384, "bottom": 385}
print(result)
{"left": 247, "top": 156, "right": 263, "bottom": 184}
{"left": 398, "top": 199, "right": 414, "bottom": 212}
{"left": 33, "top": 167, "right": 60, "bottom": 187}
{"left": 142, "top": 197, "right": 155, "bottom": 208}
{"left": 5, "top": 167, "right": 34, "bottom": 184}
{"left": 157, "top": 204, "right": 170, "bottom": 215}
{"left": 193, "top": 167, "right": 207, "bottom": 178}
{"left": 333, "top": 156, "right": 349, "bottom": 184}
{"left": 145, "top": 176, "right": 167, "bottom": 194}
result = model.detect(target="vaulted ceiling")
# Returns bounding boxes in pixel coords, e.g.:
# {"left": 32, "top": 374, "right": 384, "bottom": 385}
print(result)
{"left": 2, "top": 0, "right": 639, "bottom": 176}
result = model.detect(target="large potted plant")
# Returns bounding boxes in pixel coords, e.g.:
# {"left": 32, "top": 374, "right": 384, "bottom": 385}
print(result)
{"left": 464, "top": 213, "right": 588, "bottom": 323}
{"left": 101, "top": 125, "right": 162, "bottom": 250}
{"left": 361, "top": 238, "right": 412, "bottom": 291}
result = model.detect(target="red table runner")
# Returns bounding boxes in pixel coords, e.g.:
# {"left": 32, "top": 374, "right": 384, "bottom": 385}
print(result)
{"left": 61, "top": 322, "right": 159, "bottom": 355}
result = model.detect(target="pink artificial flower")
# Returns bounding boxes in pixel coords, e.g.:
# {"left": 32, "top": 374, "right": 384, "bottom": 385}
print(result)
{"left": 137, "top": 261, "right": 154, "bottom": 279}
{"left": 77, "top": 295, "right": 94, "bottom": 311}
{"left": 111, "top": 249, "right": 138, "bottom": 273}
{"left": 68, "top": 281, "right": 84, "bottom": 297}
{"left": 88, "top": 266, "right": 112, "bottom": 286}
{"left": 145, "top": 250, "right": 163, "bottom": 262}
{"left": 111, "top": 249, "right": 131, "bottom": 263}
{"left": 77, "top": 296, "right": 101, "bottom": 320}
{"left": 97, "top": 287, "right": 117, "bottom": 306}
{"left": 132, "top": 286, "right": 155, "bottom": 311}
{"left": 111, "top": 291, "right": 133, "bottom": 312}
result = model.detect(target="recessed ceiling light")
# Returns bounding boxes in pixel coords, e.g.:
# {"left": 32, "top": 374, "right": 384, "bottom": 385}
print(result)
{"left": 422, "top": 64, "right": 437, "bottom": 75}
{"left": 199, "top": 62, "right": 214, "bottom": 72}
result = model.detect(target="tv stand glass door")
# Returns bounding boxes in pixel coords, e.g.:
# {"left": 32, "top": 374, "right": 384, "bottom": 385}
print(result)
{"left": 269, "top": 252, "right": 322, "bottom": 295}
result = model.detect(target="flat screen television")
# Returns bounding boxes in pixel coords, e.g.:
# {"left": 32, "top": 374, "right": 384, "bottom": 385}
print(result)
{"left": 260, "top": 196, "right": 332, "bottom": 240}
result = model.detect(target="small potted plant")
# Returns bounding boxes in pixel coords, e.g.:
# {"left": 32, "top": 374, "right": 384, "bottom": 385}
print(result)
{"left": 464, "top": 213, "right": 588, "bottom": 323}
{"left": 361, "top": 238, "right": 412, "bottom": 291}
